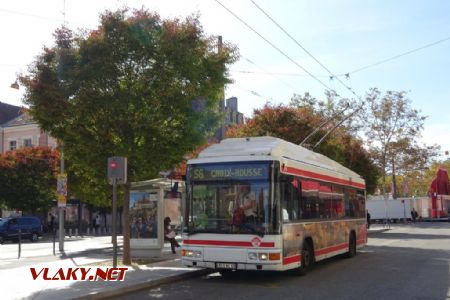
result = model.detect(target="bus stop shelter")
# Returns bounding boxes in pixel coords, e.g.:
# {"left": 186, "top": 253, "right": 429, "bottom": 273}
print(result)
{"left": 129, "top": 178, "right": 184, "bottom": 258}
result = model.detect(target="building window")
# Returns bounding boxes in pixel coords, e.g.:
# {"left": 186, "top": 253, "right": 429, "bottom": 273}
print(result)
{"left": 24, "top": 138, "right": 32, "bottom": 148}
{"left": 9, "top": 140, "right": 17, "bottom": 151}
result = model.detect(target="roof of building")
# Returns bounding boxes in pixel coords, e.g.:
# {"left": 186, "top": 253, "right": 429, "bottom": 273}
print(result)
{"left": 0, "top": 102, "right": 22, "bottom": 126}
{"left": 189, "top": 136, "right": 365, "bottom": 187}
{"left": 2, "top": 111, "right": 36, "bottom": 128}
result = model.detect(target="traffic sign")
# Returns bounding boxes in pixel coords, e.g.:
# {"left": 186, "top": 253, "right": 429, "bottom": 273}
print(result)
{"left": 57, "top": 194, "right": 67, "bottom": 207}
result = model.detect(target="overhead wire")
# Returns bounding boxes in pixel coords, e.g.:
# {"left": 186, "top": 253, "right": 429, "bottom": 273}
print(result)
{"left": 214, "top": 0, "right": 336, "bottom": 94}
{"left": 240, "top": 55, "right": 300, "bottom": 93}
{"left": 0, "top": 8, "right": 88, "bottom": 27}
{"left": 235, "top": 31, "right": 450, "bottom": 80}
{"left": 233, "top": 85, "right": 276, "bottom": 102}
{"left": 348, "top": 36, "right": 450, "bottom": 75}
{"left": 249, "top": 0, "right": 359, "bottom": 99}
{"left": 232, "top": 70, "right": 316, "bottom": 77}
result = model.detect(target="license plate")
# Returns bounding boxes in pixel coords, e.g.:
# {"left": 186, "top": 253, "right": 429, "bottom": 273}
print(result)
{"left": 216, "top": 262, "right": 236, "bottom": 269}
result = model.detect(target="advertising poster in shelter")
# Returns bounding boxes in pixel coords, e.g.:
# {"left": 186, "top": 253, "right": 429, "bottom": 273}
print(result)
{"left": 130, "top": 191, "right": 159, "bottom": 245}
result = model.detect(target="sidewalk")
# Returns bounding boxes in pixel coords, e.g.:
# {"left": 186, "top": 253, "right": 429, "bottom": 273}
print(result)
{"left": 0, "top": 236, "right": 208, "bottom": 300}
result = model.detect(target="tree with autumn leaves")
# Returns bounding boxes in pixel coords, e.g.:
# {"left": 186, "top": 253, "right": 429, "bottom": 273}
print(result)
{"left": 20, "top": 8, "right": 236, "bottom": 264}
{"left": 0, "top": 147, "right": 60, "bottom": 214}
{"left": 362, "top": 88, "right": 439, "bottom": 198}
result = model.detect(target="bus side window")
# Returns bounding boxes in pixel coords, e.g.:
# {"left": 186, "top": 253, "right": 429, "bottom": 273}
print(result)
{"left": 301, "top": 179, "right": 319, "bottom": 219}
{"left": 280, "top": 176, "right": 302, "bottom": 221}
{"left": 333, "top": 185, "right": 344, "bottom": 219}
{"left": 291, "top": 179, "right": 301, "bottom": 220}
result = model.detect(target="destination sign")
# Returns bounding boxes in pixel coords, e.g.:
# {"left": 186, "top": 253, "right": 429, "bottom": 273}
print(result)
{"left": 189, "top": 163, "right": 269, "bottom": 181}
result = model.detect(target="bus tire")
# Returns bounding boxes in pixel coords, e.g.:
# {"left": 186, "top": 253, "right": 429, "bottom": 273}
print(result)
{"left": 346, "top": 232, "right": 357, "bottom": 258}
{"left": 294, "top": 240, "right": 314, "bottom": 276}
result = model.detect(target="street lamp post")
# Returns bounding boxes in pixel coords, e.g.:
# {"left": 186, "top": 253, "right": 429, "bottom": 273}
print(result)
{"left": 57, "top": 145, "right": 67, "bottom": 252}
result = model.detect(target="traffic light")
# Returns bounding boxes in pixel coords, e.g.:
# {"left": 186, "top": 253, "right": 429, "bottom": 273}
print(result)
{"left": 107, "top": 156, "right": 127, "bottom": 184}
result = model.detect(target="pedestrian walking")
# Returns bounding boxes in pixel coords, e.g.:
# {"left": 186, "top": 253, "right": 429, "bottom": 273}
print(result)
{"left": 411, "top": 208, "right": 418, "bottom": 223}
{"left": 366, "top": 211, "right": 371, "bottom": 229}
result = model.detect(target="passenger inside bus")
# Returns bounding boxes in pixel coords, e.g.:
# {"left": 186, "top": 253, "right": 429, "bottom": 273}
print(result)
{"left": 235, "top": 185, "right": 257, "bottom": 221}
{"left": 231, "top": 184, "right": 264, "bottom": 234}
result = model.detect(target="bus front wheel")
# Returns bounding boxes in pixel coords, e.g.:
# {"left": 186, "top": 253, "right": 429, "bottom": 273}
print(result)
{"left": 294, "top": 240, "right": 314, "bottom": 276}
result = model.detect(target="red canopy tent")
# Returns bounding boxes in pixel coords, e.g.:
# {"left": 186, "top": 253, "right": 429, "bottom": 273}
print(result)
{"left": 428, "top": 168, "right": 450, "bottom": 217}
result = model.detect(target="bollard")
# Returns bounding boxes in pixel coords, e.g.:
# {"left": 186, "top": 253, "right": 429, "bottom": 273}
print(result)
{"left": 18, "top": 229, "right": 22, "bottom": 259}
{"left": 53, "top": 228, "right": 56, "bottom": 255}
{"left": 69, "top": 228, "right": 72, "bottom": 238}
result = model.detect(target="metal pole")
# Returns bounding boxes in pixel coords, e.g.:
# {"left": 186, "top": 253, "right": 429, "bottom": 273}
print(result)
{"left": 18, "top": 229, "right": 22, "bottom": 259}
{"left": 53, "top": 228, "right": 56, "bottom": 255}
{"left": 112, "top": 178, "right": 117, "bottom": 268}
{"left": 59, "top": 149, "right": 65, "bottom": 252}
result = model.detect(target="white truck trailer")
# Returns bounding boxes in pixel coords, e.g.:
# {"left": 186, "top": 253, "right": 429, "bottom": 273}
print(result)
{"left": 367, "top": 197, "right": 431, "bottom": 222}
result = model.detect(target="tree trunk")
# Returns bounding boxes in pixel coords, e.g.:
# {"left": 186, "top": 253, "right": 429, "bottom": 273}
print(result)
{"left": 391, "top": 158, "right": 397, "bottom": 199}
{"left": 78, "top": 200, "right": 82, "bottom": 235}
{"left": 381, "top": 154, "right": 387, "bottom": 198}
{"left": 122, "top": 184, "right": 131, "bottom": 265}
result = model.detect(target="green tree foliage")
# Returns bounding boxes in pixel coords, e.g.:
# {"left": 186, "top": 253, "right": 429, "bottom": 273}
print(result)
{"left": 20, "top": 8, "right": 237, "bottom": 264}
{"left": 363, "top": 88, "right": 439, "bottom": 198}
{"left": 0, "top": 147, "right": 59, "bottom": 213}
{"left": 227, "top": 98, "right": 379, "bottom": 193}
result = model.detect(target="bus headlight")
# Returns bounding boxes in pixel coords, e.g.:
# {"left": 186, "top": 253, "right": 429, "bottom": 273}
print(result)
{"left": 258, "top": 253, "right": 268, "bottom": 261}
{"left": 182, "top": 250, "right": 202, "bottom": 258}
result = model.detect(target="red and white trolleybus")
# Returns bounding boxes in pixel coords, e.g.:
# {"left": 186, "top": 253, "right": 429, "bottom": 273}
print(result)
{"left": 181, "top": 137, "right": 367, "bottom": 274}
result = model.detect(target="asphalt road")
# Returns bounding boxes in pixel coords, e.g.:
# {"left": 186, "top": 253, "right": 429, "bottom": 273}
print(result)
{"left": 118, "top": 222, "right": 450, "bottom": 300}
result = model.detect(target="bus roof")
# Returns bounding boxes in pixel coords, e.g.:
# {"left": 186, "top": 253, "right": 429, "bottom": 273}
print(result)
{"left": 188, "top": 136, "right": 365, "bottom": 189}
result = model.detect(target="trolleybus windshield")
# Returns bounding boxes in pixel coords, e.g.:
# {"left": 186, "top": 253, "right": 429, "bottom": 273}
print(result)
{"left": 186, "top": 162, "right": 277, "bottom": 235}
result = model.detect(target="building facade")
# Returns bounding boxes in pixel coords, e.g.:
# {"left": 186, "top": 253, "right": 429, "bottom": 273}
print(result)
{"left": 214, "top": 96, "right": 245, "bottom": 141}
{"left": 0, "top": 111, "right": 57, "bottom": 154}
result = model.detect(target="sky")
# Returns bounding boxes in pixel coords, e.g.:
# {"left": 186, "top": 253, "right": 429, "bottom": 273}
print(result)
{"left": 1, "top": 0, "right": 449, "bottom": 158}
